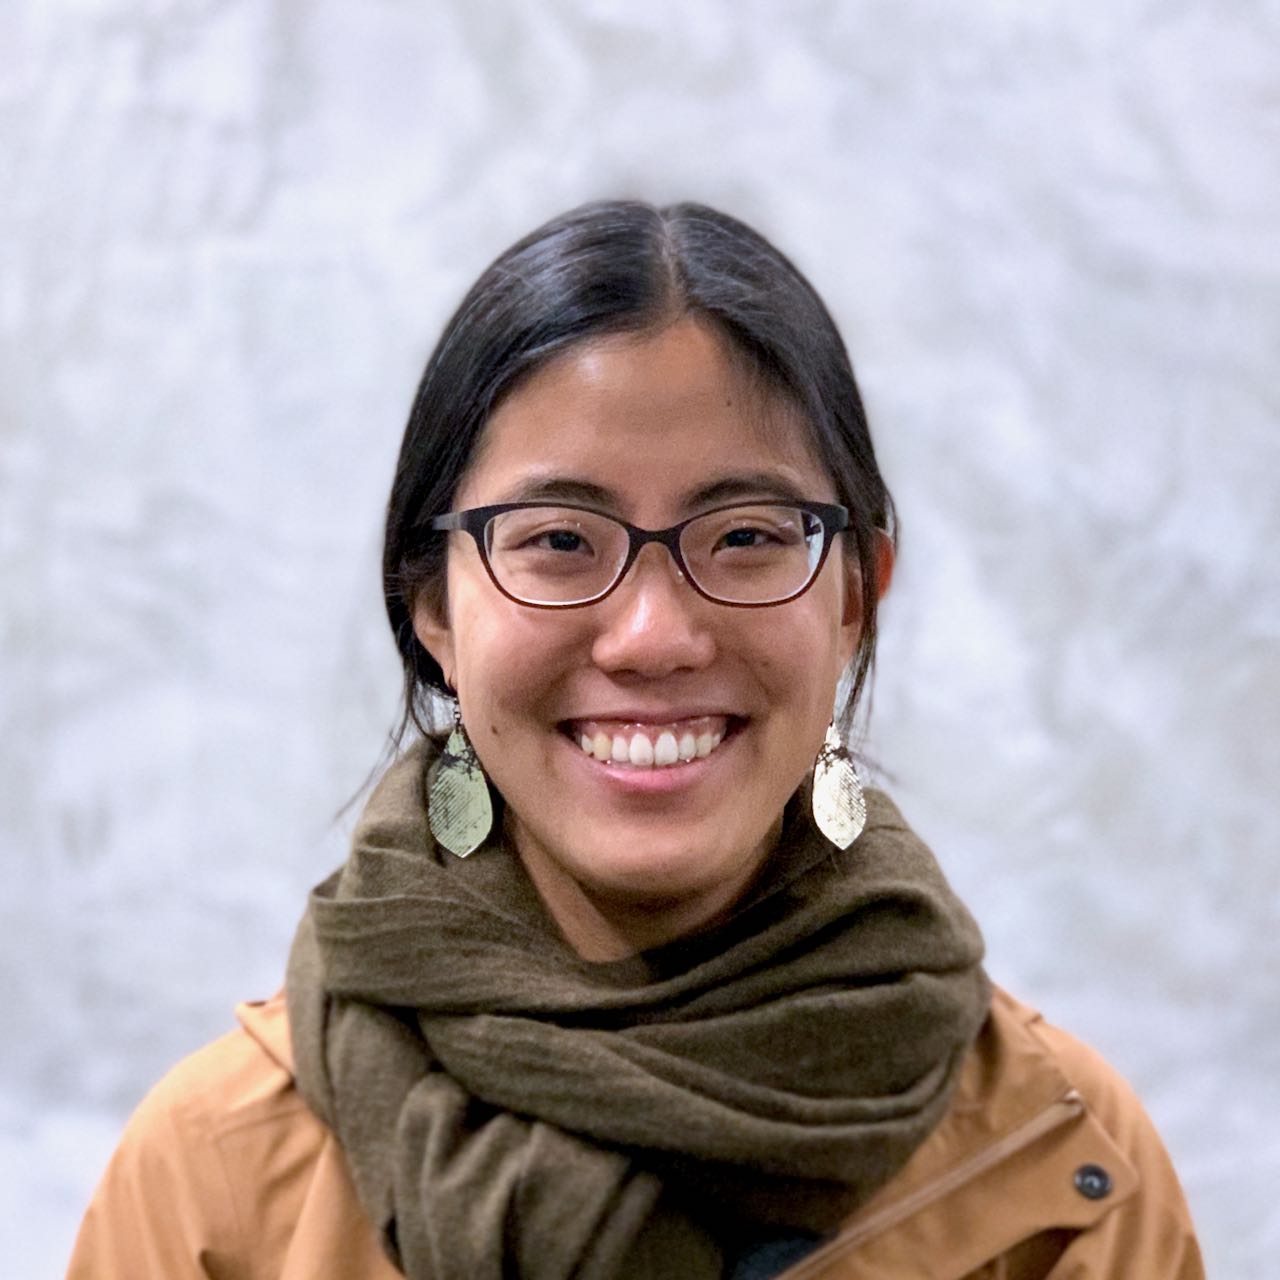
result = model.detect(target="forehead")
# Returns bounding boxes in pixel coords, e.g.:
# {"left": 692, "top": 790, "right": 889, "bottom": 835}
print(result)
{"left": 456, "top": 317, "right": 834, "bottom": 513}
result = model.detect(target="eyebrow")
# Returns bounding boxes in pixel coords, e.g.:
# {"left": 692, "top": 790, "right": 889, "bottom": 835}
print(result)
{"left": 499, "top": 470, "right": 814, "bottom": 511}
{"left": 502, "top": 476, "right": 618, "bottom": 506}
{"left": 686, "top": 472, "right": 812, "bottom": 507}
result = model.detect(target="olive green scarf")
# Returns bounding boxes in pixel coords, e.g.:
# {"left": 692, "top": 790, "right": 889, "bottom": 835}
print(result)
{"left": 287, "top": 740, "right": 989, "bottom": 1279}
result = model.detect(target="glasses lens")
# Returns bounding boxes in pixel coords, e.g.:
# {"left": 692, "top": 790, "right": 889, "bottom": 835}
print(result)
{"left": 681, "top": 505, "right": 826, "bottom": 604}
{"left": 484, "top": 507, "right": 629, "bottom": 605}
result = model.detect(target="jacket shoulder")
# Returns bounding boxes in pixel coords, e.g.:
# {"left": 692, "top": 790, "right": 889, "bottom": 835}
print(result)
{"left": 144, "top": 1000, "right": 307, "bottom": 1127}
{"left": 66, "top": 998, "right": 330, "bottom": 1280}
{"left": 1010, "top": 992, "right": 1169, "bottom": 1155}
{"left": 785, "top": 986, "right": 1204, "bottom": 1280}
{"left": 1005, "top": 991, "right": 1205, "bottom": 1277}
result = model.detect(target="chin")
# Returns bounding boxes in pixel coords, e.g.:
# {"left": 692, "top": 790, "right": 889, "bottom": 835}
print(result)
{"left": 566, "top": 821, "right": 767, "bottom": 903}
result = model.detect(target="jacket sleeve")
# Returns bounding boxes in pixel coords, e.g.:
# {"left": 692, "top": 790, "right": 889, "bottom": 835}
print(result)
{"left": 1034, "top": 1020, "right": 1205, "bottom": 1280}
{"left": 65, "top": 1057, "right": 244, "bottom": 1280}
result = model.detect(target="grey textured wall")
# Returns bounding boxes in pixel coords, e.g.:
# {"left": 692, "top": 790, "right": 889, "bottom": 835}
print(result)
{"left": 2, "top": 2, "right": 1277, "bottom": 1275}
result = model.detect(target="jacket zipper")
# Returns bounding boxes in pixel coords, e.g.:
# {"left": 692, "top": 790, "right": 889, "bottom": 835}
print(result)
{"left": 777, "top": 1090, "right": 1086, "bottom": 1280}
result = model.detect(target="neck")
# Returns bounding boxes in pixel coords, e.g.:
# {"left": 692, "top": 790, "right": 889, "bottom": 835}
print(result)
{"left": 507, "top": 813, "right": 783, "bottom": 962}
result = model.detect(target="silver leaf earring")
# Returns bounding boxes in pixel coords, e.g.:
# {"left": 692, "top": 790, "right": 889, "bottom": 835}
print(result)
{"left": 812, "top": 722, "right": 867, "bottom": 849}
{"left": 427, "top": 707, "right": 493, "bottom": 859}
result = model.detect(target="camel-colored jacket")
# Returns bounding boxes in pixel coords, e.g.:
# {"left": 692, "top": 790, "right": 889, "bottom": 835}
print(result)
{"left": 66, "top": 987, "right": 1203, "bottom": 1279}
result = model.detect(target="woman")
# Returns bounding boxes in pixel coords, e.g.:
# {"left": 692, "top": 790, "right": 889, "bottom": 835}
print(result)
{"left": 68, "top": 201, "right": 1203, "bottom": 1279}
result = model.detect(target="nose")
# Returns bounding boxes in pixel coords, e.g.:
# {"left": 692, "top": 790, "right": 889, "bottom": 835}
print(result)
{"left": 590, "top": 543, "right": 716, "bottom": 677}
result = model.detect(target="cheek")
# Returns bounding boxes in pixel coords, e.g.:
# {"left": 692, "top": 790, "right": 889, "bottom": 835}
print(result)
{"left": 743, "top": 602, "right": 846, "bottom": 717}
{"left": 790, "top": 575, "right": 853, "bottom": 669}
{"left": 450, "top": 591, "right": 581, "bottom": 723}
{"left": 803, "top": 609, "right": 855, "bottom": 722}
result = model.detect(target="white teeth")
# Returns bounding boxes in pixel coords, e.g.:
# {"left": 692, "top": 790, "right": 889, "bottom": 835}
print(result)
{"left": 574, "top": 720, "right": 732, "bottom": 768}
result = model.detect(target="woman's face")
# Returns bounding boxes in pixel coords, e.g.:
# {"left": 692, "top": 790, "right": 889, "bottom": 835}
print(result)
{"left": 415, "top": 317, "right": 868, "bottom": 957}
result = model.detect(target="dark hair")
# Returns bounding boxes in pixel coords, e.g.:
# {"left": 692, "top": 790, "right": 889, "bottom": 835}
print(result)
{"left": 383, "top": 200, "right": 896, "bottom": 740}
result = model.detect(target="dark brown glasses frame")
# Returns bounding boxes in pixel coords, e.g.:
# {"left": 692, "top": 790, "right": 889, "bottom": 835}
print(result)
{"left": 424, "top": 500, "right": 850, "bottom": 609}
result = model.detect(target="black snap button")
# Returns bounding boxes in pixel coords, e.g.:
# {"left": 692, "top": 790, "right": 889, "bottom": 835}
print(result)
{"left": 1073, "top": 1163, "right": 1112, "bottom": 1200}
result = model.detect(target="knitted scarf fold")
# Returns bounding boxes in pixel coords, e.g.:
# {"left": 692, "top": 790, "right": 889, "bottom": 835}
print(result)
{"left": 287, "top": 740, "right": 990, "bottom": 1280}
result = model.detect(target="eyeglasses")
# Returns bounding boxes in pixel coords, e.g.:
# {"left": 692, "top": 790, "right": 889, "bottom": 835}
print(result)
{"left": 425, "top": 500, "right": 849, "bottom": 608}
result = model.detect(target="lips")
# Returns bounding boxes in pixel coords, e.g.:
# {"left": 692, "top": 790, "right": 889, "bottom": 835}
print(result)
{"left": 564, "top": 715, "right": 731, "bottom": 768}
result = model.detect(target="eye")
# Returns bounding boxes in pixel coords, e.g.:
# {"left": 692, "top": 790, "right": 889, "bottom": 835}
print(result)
{"left": 493, "top": 515, "right": 598, "bottom": 557}
{"left": 504, "top": 521, "right": 601, "bottom": 562}
{"left": 509, "top": 522, "right": 593, "bottom": 558}
{"left": 537, "top": 529, "right": 588, "bottom": 553}
{"left": 719, "top": 525, "right": 781, "bottom": 550}
{"left": 710, "top": 515, "right": 803, "bottom": 554}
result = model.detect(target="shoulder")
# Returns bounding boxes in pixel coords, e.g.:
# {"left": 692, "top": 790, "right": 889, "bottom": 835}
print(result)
{"left": 989, "top": 986, "right": 1165, "bottom": 1147}
{"left": 986, "top": 989, "right": 1205, "bottom": 1276}
{"left": 66, "top": 994, "right": 383, "bottom": 1280}
{"left": 793, "top": 986, "right": 1204, "bottom": 1280}
{"left": 136, "top": 994, "right": 308, "bottom": 1130}
{"left": 1004, "top": 991, "right": 1170, "bottom": 1156}
{"left": 117, "top": 993, "right": 324, "bottom": 1208}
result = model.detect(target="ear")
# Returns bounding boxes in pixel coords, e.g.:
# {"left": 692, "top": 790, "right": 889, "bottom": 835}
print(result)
{"left": 839, "top": 530, "right": 895, "bottom": 661}
{"left": 412, "top": 592, "right": 458, "bottom": 693}
{"left": 872, "top": 528, "right": 895, "bottom": 602}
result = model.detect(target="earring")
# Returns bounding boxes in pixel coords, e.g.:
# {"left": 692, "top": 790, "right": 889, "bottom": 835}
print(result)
{"left": 427, "top": 707, "right": 493, "bottom": 858}
{"left": 812, "top": 722, "right": 866, "bottom": 848}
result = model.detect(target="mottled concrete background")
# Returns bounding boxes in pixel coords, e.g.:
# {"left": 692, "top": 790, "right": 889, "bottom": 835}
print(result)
{"left": 2, "top": 1, "right": 1276, "bottom": 1275}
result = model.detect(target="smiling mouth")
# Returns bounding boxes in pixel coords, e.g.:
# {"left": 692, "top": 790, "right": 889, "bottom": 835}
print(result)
{"left": 562, "top": 715, "right": 736, "bottom": 769}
